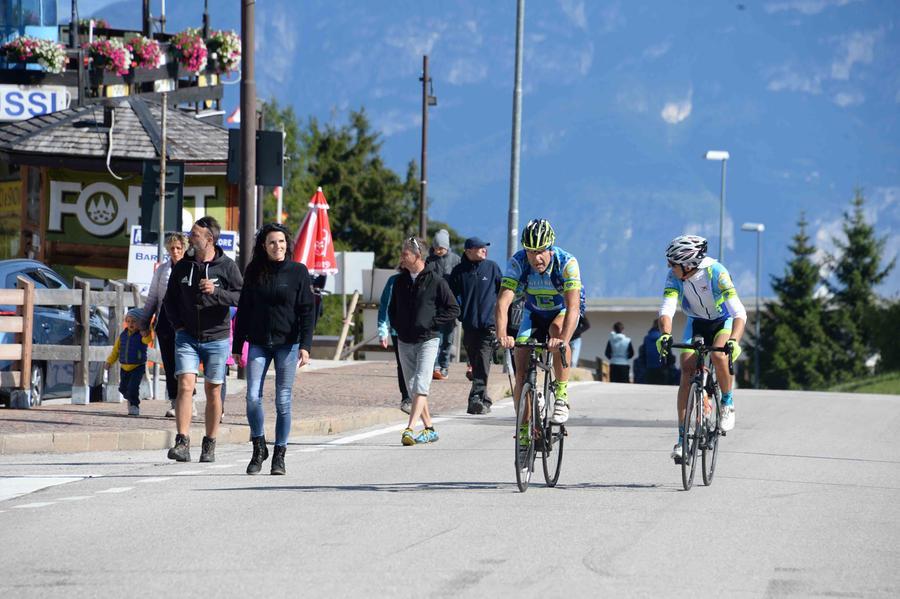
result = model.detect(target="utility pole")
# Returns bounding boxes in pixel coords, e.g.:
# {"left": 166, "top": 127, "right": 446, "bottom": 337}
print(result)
{"left": 240, "top": 0, "right": 256, "bottom": 271}
{"left": 142, "top": 0, "right": 150, "bottom": 37}
{"left": 69, "top": 0, "right": 79, "bottom": 49}
{"left": 256, "top": 107, "right": 265, "bottom": 228}
{"left": 202, "top": 0, "right": 210, "bottom": 38}
{"left": 154, "top": 92, "right": 167, "bottom": 400}
{"left": 508, "top": 0, "right": 525, "bottom": 259}
{"left": 419, "top": 55, "right": 436, "bottom": 239}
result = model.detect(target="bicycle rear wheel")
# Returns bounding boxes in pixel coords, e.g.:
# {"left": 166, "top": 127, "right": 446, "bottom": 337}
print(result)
{"left": 702, "top": 386, "right": 721, "bottom": 486}
{"left": 541, "top": 377, "right": 564, "bottom": 487}
{"left": 515, "top": 382, "right": 536, "bottom": 492}
{"left": 681, "top": 382, "right": 702, "bottom": 491}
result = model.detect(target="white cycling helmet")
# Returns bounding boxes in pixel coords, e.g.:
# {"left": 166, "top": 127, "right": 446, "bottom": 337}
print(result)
{"left": 666, "top": 235, "right": 708, "bottom": 269}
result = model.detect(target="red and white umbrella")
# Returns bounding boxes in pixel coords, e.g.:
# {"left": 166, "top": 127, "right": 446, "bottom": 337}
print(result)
{"left": 293, "top": 186, "right": 338, "bottom": 275}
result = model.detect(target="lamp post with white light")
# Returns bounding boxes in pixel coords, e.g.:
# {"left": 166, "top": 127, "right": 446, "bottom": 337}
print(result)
{"left": 741, "top": 222, "right": 765, "bottom": 389}
{"left": 705, "top": 150, "right": 730, "bottom": 262}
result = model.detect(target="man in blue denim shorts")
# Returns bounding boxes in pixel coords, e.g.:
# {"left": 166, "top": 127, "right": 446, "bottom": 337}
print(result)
{"left": 163, "top": 216, "right": 242, "bottom": 462}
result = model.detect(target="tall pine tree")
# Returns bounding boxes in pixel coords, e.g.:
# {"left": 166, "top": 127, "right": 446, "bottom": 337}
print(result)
{"left": 757, "top": 214, "right": 837, "bottom": 389}
{"left": 827, "top": 190, "right": 896, "bottom": 380}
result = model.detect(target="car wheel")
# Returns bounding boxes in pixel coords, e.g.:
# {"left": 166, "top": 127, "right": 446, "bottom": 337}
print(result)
{"left": 29, "top": 362, "right": 44, "bottom": 407}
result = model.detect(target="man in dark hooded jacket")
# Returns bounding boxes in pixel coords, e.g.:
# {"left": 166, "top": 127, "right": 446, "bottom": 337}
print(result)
{"left": 449, "top": 237, "right": 501, "bottom": 414}
{"left": 163, "top": 216, "right": 242, "bottom": 463}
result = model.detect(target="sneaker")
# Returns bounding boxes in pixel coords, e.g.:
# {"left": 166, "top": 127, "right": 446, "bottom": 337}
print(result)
{"left": 401, "top": 428, "right": 416, "bottom": 446}
{"left": 550, "top": 400, "right": 569, "bottom": 424}
{"left": 127, "top": 404, "right": 140, "bottom": 416}
{"left": 414, "top": 428, "right": 439, "bottom": 444}
{"left": 164, "top": 406, "right": 176, "bottom": 417}
{"left": 721, "top": 404, "right": 735, "bottom": 432}
{"left": 441, "top": 368, "right": 449, "bottom": 379}
{"left": 671, "top": 442, "right": 683, "bottom": 463}
{"left": 432, "top": 369, "right": 445, "bottom": 381}
{"left": 400, "top": 398, "right": 412, "bottom": 414}
{"left": 467, "top": 399, "right": 485, "bottom": 415}
{"left": 482, "top": 399, "right": 492, "bottom": 414}
{"left": 199, "top": 436, "right": 216, "bottom": 463}
{"left": 167, "top": 434, "right": 191, "bottom": 462}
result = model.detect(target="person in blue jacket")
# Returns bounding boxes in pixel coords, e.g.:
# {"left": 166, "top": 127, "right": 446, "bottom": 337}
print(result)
{"left": 378, "top": 270, "right": 412, "bottom": 414}
{"left": 449, "top": 237, "right": 502, "bottom": 414}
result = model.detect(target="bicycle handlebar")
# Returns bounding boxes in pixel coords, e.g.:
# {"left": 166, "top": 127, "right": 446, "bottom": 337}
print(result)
{"left": 512, "top": 341, "right": 569, "bottom": 369}
{"left": 668, "top": 341, "right": 734, "bottom": 375}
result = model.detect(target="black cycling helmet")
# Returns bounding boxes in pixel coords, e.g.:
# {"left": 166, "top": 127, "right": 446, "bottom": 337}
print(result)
{"left": 521, "top": 219, "right": 556, "bottom": 251}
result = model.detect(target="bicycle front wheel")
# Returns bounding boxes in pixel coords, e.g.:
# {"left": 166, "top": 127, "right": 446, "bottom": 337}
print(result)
{"left": 515, "top": 382, "right": 536, "bottom": 492}
{"left": 702, "top": 386, "right": 721, "bottom": 486}
{"left": 541, "top": 378, "right": 564, "bottom": 487}
{"left": 681, "top": 382, "right": 702, "bottom": 491}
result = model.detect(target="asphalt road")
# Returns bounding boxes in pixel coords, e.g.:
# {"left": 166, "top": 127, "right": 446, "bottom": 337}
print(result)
{"left": 1, "top": 383, "right": 898, "bottom": 597}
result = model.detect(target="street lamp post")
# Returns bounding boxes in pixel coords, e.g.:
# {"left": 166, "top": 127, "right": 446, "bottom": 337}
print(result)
{"left": 741, "top": 222, "right": 765, "bottom": 389}
{"left": 705, "top": 150, "right": 730, "bottom": 262}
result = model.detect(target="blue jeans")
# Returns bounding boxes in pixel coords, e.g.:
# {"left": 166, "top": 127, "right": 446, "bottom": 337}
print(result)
{"left": 174, "top": 330, "right": 229, "bottom": 384}
{"left": 245, "top": 343, "right": 299, "bottom": 446}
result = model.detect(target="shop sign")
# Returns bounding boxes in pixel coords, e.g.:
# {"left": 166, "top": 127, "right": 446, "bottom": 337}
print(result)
{"left": 0, "top": 85, "right": 71, "bottom": 121}
{"left": 49, "top": 179, "right": 216, "bottom": 239}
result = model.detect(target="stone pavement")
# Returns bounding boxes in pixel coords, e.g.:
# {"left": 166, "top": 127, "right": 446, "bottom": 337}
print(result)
{"left": 0, "top": 360, "right": 517, "bottom": 454}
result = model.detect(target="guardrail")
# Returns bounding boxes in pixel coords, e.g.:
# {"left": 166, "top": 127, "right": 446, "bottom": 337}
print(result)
{"left": 0, "top": 278, "right": 161, "bottom": 408}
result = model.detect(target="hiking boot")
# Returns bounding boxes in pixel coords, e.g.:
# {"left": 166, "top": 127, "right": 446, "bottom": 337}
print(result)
{"left": 270, "top": 445, "right": 286, "bottom": 475}
{"left": 246, "top": 435, "right": 269, "bottom": 475}
{"left": 199, "top": 436, "right": 216, "bottom": 463}
{"left": 400, "top": 398, "right": 412, "bottom": 414}
{"left": 167, "top": 434, "right": 191, "bottom": 462}
{"left": 401, "top": 428, "right": 416, "bottom": 446}
{"left": 414, "top": 428, "right": 439, "bottom": 444}
{"left": 467, "top": 399, "right": 485, "bottom": 415}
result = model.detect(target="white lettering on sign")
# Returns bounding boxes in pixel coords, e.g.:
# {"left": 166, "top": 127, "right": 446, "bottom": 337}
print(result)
{"left": 0, "top": 85, "right": 72, "bottom": 121}
{"left": 49, "top": 181, "right": 219, "bottom": 238}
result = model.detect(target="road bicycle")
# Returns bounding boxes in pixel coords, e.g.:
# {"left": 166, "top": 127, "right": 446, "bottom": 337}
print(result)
{"left": 513, "top": 341, "right": 568, "bottom": 492}
{"left": 667, "top": 336, "right": 733, "bottom": 491}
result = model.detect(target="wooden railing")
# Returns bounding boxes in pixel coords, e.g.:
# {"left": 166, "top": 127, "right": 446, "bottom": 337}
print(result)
{"left": 0, "top": 278, "right": 161, "bottom": 408}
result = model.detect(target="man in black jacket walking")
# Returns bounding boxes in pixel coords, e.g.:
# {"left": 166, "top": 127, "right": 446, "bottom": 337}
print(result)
{"left": 163, "top": 216, "right": 242, "bottom": 462}
{"left": 389, "top": 237, "right": 460, "bottom": 446}
{"left": 449, "top": 237, "right": 501, "bottom": 414}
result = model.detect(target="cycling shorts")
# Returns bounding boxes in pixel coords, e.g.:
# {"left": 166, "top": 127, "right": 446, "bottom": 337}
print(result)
{"left": 680, "top": 316, "right": 733, "bottom": 355}
{"left": 515, "top": 308, "right": 588, "bottom": 344}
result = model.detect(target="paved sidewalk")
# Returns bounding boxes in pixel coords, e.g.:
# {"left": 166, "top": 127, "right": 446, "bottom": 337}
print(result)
{"left": 0, "top": 361, "right": 515, "bottom": 454}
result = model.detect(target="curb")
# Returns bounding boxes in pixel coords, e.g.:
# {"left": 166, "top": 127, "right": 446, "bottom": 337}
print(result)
{"left": 0, "top": 379, "right": 513, "bottom": 456}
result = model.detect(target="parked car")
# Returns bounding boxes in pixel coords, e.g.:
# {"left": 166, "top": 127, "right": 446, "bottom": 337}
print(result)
{"left": 0, "top": 259, "right": 109, "bottom": 407}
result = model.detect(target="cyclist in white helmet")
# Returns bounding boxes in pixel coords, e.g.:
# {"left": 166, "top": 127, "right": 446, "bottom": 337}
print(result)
{"left": 657, "top": 235, "right": 747, "bottom": 462}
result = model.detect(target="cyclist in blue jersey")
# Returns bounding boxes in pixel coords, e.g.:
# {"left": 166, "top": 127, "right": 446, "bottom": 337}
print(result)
{"left": 496, "top": 219, "right": 586, "bottom": 425}
{"left": 656, "top": 235, "right": 747, "bottom": 462}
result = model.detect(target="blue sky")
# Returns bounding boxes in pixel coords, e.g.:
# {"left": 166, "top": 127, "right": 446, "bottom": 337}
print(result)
{"left": 87, "top": 0, "right": 900, "bottom": 298}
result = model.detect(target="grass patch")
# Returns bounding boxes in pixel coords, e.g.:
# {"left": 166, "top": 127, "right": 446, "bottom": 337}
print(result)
{"left": 829, "top": 371, "right": 900, "bottom": 395}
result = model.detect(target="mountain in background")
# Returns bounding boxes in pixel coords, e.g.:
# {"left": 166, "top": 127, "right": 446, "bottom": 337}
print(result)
{"left": 83, "top": 1, "right": 900, "bottom": 298}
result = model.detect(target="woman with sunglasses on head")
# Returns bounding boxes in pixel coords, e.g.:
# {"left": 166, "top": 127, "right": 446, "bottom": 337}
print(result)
{"left": 233, "top": 223, "right": 315, "bottom": 475}
{"left": 388, "top": 236, "right": 460, "bottom": 446}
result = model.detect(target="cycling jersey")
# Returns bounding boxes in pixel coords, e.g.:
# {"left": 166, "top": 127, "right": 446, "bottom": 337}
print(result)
{"left": 659, "top": 257, "right": 747, "bottom": 322}
{"left": 501, "top": 246, "right": 585, "bottom": 315}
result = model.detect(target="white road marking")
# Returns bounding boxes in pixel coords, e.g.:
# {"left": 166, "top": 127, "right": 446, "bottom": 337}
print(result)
{"left": 0, "top": 476, "right": 87, "bottom": 503}
{"left": 95, "top": 487, "right": 134, "bottom": 494}
{"left": 208, "top": 464, "right": 235, "bottom": 469}
{"left": 173, "top": 470, "right": 203, "bottom": 475}
{"left": 327, "top": 417, "right": 451, "bottom": 446}
{"left": 136, "top": 477, "right": 172, "bottom": 484}
{"left": 13, "top": 502, "right": 55, "bottom": 509}
{"left": 57, "top": 496, "right": 93, "bottom": 501}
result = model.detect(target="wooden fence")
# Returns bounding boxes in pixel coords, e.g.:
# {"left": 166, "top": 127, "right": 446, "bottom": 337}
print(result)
{"left": 0, "top": 278, "right": 160, "bottom": 408}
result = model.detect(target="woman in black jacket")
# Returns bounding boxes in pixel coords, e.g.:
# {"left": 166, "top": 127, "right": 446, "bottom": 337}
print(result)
{"left": 388, "top": 237, "right": 460, "bottom": 446}
{"left": 233, "top": 223, "right": 315, "bottom": 475}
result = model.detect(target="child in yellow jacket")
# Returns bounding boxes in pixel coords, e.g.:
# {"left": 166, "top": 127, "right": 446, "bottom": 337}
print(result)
{"left": 106, "top": 308, "right": 153, "bottom": 416}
